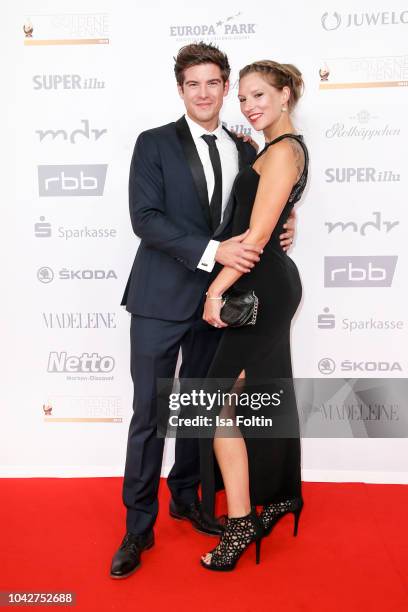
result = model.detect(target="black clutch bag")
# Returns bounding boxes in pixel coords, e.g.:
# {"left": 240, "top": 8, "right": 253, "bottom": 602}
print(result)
{"left": 220, "top": 288, "right": 259, "bottom": 327}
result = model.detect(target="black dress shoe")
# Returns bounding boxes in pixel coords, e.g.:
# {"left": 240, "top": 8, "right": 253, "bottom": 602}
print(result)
{"left": 169, "top": 498, "right": 225, "bottom": 536}
{"left": 110, "top": 530, "right": 154, "bottom": 579}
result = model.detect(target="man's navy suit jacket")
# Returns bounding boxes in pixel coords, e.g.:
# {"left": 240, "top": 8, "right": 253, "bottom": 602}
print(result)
{"left": 121, "top": 115, "right": 256, "bottom": 321}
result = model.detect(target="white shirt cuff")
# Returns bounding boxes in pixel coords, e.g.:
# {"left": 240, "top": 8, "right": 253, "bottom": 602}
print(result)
{"left": 197, "top": 240, "right": 219, "bottom": 273}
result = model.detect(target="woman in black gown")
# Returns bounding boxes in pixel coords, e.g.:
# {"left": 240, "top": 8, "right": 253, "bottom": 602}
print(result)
{"left": 199, "top": 60, "right": 309, "bottom": 571}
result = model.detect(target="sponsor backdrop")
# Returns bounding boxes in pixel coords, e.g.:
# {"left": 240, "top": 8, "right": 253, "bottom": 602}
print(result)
{"left": 2, "top": 0, "right": 407, "bottom": 483}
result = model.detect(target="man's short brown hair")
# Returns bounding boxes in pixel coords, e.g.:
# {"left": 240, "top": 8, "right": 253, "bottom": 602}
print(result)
{"left": 174, "top": 42, "right": 231, "bottom": 86}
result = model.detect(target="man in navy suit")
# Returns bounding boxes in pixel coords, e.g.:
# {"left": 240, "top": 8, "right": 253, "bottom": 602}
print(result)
{"left": 110, "top": 43, "right": 295, "bottom": 578}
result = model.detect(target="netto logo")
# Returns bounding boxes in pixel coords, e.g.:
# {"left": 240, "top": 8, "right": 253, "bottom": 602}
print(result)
{"left": 37, "top": 267, "right": 117, "bottom": 282}
{"left": 325, "top": 168, "right": 400, "bottom": 183}
{"left": 324, "top": 256, "right": 397, "bottom": 287}
{"left": 38, "top": 164, "right": 107, "bottom": 197}
{"left": 36, "top": 119, "right": 107, "bottom": 144}
{"left": 37, "top": 267, "right": 54, "bottom": 283}
{"left": 321, "top": 12, "right": 341, "bottom": 31}
{"left": 318, "top": 358, "right": 336, "bottom": 375}
{"left": 47, "top": 352, "right": 114, "bottom": 373}
{"left": 33, "top": 74, "right": 105, "bottom": 90}
{"left": 325, "top": 212, "right": 399, "bottom": 236}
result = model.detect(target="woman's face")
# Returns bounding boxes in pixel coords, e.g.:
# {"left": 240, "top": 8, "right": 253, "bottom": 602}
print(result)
{"left": 238, "top": 72, "right": 289, "bottom": 131}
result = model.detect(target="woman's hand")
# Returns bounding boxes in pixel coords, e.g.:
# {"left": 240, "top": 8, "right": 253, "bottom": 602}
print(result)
{"left": 203, "top": 295, "right": 228, "bottom": 328}
{"left": 230, "top": 130, "right": 259, "bottom": 153}
{"left": 279, "top": 208, "right": 296, "bottom": 252}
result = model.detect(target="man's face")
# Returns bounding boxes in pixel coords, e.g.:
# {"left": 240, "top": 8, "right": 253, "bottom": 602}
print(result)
{"left": 178, "top": 63, "right": 229, "bottom": 126}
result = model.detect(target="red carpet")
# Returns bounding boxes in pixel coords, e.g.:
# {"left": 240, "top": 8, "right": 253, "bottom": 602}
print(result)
{"left": 1, "top": 478, "right": 407, "bottom": 611}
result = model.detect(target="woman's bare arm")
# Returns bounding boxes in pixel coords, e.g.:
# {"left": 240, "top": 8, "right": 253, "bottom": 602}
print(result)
{"left": 203, "top": 141, "right": 301, "bottom": 326}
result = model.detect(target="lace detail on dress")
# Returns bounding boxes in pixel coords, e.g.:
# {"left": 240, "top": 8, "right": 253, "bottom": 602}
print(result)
{"left": 254, "top": 133, "right": 309, "bottom": 206}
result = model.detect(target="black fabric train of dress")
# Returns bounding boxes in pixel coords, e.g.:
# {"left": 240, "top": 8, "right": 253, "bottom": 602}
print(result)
{"left": 199, "top": 133, "right": 309, "bottom": 518}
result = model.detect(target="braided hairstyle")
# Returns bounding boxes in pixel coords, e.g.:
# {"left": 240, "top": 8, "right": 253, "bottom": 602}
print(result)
{"left": 239, "top": 60, "right": 304, "bottom": 111}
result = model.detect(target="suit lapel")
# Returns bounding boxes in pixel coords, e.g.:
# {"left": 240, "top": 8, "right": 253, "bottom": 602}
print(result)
{"left": 175, "top": 116, "right": 212, "bottom": 230}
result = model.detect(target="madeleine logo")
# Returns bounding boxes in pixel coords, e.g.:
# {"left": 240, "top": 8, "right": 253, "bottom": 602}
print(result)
{"left": 319, "top": 54, "right": 408, "bottom": 90}
{"left": 23, "top": 13, "right": 109, "bottom": 46}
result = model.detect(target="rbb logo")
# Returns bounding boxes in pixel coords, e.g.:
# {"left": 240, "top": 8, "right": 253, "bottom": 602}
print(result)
{"left": 324, "top": 256, "right": 397, "bottom": 287}
{"left": 38, "top": 164, "right": 107, "bottom": 196}
{"left": 47, "top": 352, "right": 115, "bottom": 373}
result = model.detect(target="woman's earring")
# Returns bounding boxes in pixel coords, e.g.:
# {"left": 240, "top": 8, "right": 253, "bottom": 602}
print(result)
{"left": 281, "top": 105, "right": 288, "bottom": 112}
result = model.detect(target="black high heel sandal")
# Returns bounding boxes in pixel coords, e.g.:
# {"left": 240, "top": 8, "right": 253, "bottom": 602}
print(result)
{"left": 260, "top": 497, "right": 304, "bottom": 537}
{"left": 200, "top": 509, "right": 264, "bottom": 571}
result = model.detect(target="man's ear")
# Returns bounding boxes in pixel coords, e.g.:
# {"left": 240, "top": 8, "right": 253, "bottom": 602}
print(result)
{"left": 177, "top": 83, "right": 184, "bottom": 100}
{"left": 223, "top": 79, "right": 230, "bottom": 97}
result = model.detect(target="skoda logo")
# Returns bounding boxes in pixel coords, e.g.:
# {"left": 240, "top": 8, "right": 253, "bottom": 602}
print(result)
{"left": 321, "top": 12, "right": 341, "bottom": 31}
{"left": 318, "top": 358, "right": 336, "bottom": 375}
{"left": 37, "top": 266, "right": 54, "bottom": 284}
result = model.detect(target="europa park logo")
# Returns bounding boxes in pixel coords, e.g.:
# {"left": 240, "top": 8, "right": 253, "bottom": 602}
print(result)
{"left": 170, "top": 12, "right": 257, "bottom": 41}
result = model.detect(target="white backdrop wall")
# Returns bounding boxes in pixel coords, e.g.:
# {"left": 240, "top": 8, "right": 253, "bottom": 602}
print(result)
{"left": 1, "top": 0, "right": 407, "bottom": 482}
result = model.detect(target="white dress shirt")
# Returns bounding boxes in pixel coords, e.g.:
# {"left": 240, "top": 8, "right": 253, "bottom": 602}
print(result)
{"left": 184, "top": 114, "right": 239, "bottom": 273}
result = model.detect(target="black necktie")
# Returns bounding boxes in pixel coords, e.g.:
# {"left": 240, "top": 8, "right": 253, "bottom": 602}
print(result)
{"left": 201, "top": 134, "right": 222, "bottom": 231}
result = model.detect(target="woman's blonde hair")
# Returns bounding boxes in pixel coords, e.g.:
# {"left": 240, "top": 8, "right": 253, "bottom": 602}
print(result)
{"left": 239, "top": 60, "right": 304, "bottom": 111}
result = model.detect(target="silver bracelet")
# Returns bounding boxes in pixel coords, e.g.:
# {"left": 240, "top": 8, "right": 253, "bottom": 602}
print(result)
{"left": 205, "top": 292, "right": 223, "bottom": 300}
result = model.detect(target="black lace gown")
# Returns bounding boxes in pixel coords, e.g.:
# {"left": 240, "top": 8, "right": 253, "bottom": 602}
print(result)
{"left": 200, "top": 134, "right": 309, "bottom": 516}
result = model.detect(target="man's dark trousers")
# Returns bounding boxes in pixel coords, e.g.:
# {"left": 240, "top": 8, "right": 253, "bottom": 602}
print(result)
{"left": 122, "top": 297, "right": 223, "bottom": 535}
